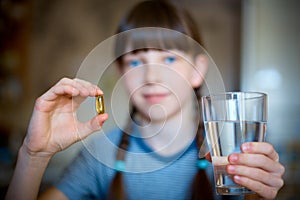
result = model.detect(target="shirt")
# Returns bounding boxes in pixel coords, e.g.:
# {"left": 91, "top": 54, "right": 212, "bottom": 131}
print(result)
{"left": 55, "top": 125, "right": 243, "bottom": 200}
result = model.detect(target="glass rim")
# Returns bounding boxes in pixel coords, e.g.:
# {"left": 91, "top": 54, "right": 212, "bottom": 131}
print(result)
{"left": 201, "top": 91, "right": 267, "bottom": 100}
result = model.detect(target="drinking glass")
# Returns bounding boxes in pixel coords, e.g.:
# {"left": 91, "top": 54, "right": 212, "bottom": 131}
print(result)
{"left": 202, "top": 92, "right": 267, "bottom": 195}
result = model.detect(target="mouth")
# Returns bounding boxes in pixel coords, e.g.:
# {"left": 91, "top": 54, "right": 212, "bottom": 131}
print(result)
{"left": 143, "top": 93, "right": 170, "bottom": 104}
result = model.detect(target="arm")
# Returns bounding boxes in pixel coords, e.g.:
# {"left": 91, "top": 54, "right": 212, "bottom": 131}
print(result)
{"left": 5, "top": 78, "right": 108, "bottom": 200}
{"left": 6, "top": 148, "right": 67, "bottom": 200}
{"left": 5, "top": 146, "right": 52, "bottom": 200}
{"left": 227, "top": 142, "right": 285, "bottom": 200}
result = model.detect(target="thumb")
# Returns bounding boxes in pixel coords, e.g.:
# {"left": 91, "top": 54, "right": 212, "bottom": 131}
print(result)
{"left": 78, "top": 113, "right": 108, "bottom": 140}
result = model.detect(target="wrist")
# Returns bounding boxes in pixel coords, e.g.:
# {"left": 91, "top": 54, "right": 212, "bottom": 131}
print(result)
{"left": 19, "top": 144, "right": 53, "bottom": 164}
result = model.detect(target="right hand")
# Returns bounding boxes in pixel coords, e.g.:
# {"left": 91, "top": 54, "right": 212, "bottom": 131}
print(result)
{"left": 23, "top": 78, "right": 108, "bottom": 157}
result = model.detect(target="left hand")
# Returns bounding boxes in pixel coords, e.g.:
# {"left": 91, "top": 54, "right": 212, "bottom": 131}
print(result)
{"left": 226, "top": 142, "right": 285, "bottom": 199}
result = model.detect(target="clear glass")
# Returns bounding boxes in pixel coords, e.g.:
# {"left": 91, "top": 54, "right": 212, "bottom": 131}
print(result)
{"left": 202, "top": 92, "right": 267, "bottom": 195}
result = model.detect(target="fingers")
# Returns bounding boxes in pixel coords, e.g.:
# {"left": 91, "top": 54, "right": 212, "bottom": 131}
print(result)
{"left": 240, "top": 142, "right": 285, "bottom": 177}
{"left": 68, "top": 78, "right": 102, "bottom": 97}
{"left": 33, "top": 78, "right": 103, "bottom": 114}
{"left": 241, "top": 142, "right": 280, "bottom": 162}
{"left": 228, "top": 152, "right": 284, "bottom": 176}
{"left": 43, "top": 78, "right": 103, "bottom": 101}
{"left": 226, "top": 164, "right": 284, "bottom": 188}
{"left": 232, "top": 175, "right": 280, "bottom": 199}
{"left": 227, "top": 142, "right": 285, "bottom": 199}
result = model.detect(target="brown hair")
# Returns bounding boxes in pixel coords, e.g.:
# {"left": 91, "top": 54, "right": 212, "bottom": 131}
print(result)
{"left": 107, "top": 0, "right": 214, "bottom": 199}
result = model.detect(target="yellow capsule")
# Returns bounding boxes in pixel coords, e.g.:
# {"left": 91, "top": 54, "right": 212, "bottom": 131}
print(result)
{"left": 96, "top": 95, "right": 105, "bottom": 114}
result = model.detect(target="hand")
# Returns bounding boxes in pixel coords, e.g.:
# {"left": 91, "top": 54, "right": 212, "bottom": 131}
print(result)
{"left": 227, "top": 142, "right": 285, "bottom": 199}
{"left": 23, "top": 78, "right": 108, "bottom": 157}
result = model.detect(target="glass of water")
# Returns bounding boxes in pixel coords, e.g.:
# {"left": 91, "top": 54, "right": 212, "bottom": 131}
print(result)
{"left": 201, "top": 92, "right": 267, "bottom": 195}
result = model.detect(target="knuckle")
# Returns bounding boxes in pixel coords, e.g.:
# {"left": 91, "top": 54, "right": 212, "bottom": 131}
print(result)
{"left": 73, "top": 78, "right": 80, "bottom": 84}
{"left": 61, "top": 77, "right": 70, "bottom": 82}
{"left": 34, "top": 97, "right": 44, "bottom": 110}
{"left": 269, "top": 189, "right": 278, "bottom": 199}
{"left": 271, "top": 176, "right": 284, "bottom": 189}
{"left": 35, "top": 96, "right": 42, "bottom": 104}
{"left": 265, "top": 142, "right": 274, "bottom": 154}
{"left": 279, "top": 164, "right": 285, "bottom": 176}
{"left": 278, "top": 178, "right": 285, "bottom": 188}
{"left": 273, "top": 162, "right": 285, "bottom": 178}
{"left": 74, "top": 78, "right": 84, "bottom": 84}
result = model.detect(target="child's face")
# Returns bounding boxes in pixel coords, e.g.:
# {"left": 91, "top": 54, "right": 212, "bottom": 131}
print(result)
{"left": 120, "top": 49, "right": 203, "bottom": 122}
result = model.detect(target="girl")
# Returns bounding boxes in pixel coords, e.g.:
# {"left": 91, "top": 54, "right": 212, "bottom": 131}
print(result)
{"left": 6, "top": 0, "right": 284, "bottom": 200}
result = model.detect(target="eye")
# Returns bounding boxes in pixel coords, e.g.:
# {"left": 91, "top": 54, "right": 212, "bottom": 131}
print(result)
{"left": 164, "top": 56, "right": 176, "bottom": 64}
{"left": 128, "top": 59, "right": 143, "bottom": 68}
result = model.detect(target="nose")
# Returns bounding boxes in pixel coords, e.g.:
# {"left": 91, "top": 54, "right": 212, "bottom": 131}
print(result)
{"left": 144, "top": 64, "right": 161, "bottom": 84}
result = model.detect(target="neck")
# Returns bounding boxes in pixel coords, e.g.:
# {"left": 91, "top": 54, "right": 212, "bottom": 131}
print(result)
{"left": 138, "top": 101, "right": 198, "bottom": 156}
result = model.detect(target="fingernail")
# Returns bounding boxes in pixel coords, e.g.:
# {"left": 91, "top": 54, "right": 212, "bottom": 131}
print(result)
{"left": 233, "top": 175, "right": 241, "bottom": 183}
{"left": 242, "top": 143, "right": 251, "bottom": 152}
{"left": 229, "top": 154, "right": 238, "bottom": 163}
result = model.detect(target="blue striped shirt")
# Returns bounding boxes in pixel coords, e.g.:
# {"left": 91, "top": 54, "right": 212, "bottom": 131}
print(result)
{"left": 55, "top": 126, "right": 243, "bottom": 200}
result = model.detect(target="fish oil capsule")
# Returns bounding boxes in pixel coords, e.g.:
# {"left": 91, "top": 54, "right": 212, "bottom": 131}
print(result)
{"left": 96, "top": 95, "right": 105, "bottom": 114}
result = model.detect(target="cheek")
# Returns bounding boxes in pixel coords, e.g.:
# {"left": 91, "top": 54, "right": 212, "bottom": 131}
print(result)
{"left": 167, "top": 68, "right": 194, "bottom": 90}
{"left": 166, "top": 72, "right": 195, "bottom": 104}
{"left": 171, "top": 85, "right": 194, "bottom": 106}
{"left": 123, "top": 70, "right": 144, "bottom": 93}
{"left": 177, "top": 65, "right": 195, "bottom": 83}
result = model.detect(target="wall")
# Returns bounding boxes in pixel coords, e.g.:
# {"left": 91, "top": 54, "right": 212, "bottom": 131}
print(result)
{"left": 1, "top": 0, "right": 242, "bottom": 197}
{"left": 4, "top": 0, "right": 299, "bottom": 199}
{"left": 241, "top": 0, "right": 300, "bottom": 199}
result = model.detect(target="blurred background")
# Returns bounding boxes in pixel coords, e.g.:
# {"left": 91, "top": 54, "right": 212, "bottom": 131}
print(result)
{"left": 0, "top": 0, "right": 299, "bottom": 199}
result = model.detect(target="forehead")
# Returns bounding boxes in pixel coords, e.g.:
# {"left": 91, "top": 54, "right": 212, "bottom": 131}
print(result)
{"left": 114, "top": 28, "right": 195, "bottom": 58}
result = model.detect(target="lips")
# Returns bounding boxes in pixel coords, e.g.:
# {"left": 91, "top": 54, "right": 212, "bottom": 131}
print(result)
{"left": 143, "top": 93, "right": 170, "bottom": 104}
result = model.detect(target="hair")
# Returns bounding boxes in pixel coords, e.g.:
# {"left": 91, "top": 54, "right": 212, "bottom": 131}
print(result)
{"left": 107, "top": 0, "right": 214, "bottom": 199}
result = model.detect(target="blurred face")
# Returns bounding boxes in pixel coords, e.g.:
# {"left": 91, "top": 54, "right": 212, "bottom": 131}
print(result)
{"left": 120, "top": 49, "right": 202, "bottom": 123}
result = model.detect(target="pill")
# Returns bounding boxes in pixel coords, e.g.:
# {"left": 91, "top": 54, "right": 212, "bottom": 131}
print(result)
{"left": 96, "top": 95, "right": 105, "bottom": 114}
